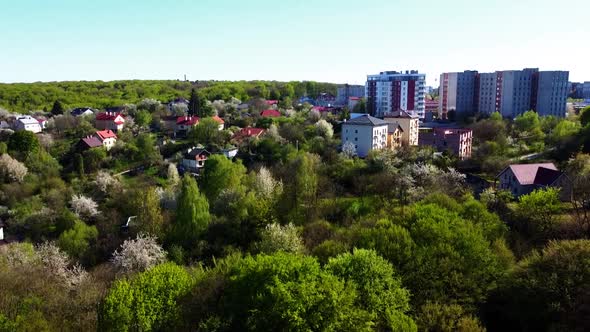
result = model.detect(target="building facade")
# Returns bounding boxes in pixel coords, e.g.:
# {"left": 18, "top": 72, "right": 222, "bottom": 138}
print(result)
{"left": 341, "top": 114, "right": 388, "bottom": 157}
{"left": 498, "top": 163, "right": 571, "bottom": 201}
{"left": 337, "top": 84, "right": 365, "bottom": 105}
{"left": 366, "top": 70, "right": 426, "bottom": 119}
{"left": 382, "top": 110, "right": 420, "bottom": 146}
{"left": 418, "top": 128, "right": 473, "bottom": 159}
{"left": 584, "top": 82, "right": 590, "bottom": 99}
{"left": 439, "top": 71, "right": 479, "bottom": 119}
{"left": 14, "top": 116, "right": 42, "bottom": 133}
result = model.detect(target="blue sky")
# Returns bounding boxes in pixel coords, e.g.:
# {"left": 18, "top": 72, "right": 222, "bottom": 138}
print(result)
{"left": 0, "top": 0, "right": 588, "bottom": 85}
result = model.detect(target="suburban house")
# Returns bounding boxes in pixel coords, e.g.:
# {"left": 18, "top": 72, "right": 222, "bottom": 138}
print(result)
{"left": 342, "top": 114, "right": 388, "bottom": 157}
{"left": 212, "top": 115, "right": 225, "bottom": 130}
{"left": 181, "top": 147, "right": 211, "bottom": 173}
{"left": 498, "top": 163, "right": 572, "bottom": 201}
{"left": 265, "top": 100, "right": 279, "bottom": 108}
{"left": 79, "top": 136, "right": 103, "bottom": 150}
{"left": 383, "top": 110, "right": 420, "bottom": 146}
{"left": 387, "top": 124, "right": 404, "bottom": 150}
{"left": 231, "top": 127, "right": 266, "bottom": 142}
{"left": 96, "top": 112, "right": 125, "bottom": 131}
{"left": 260, "top": 109, "right": 281, "bottom": 118}
{"left": 36, "top": 118, "right": 47, "bottom": 130}
{"left": 95, "top": 130, "right": 118, "bottom": 150}
{"left": 14, "top": 116, "right": 42, "bottom": 133}
{"left": 175, "top": 116, "right": 200, "bottom": 137}
{"left": 419, "top": 128, "right": 473, "bottom": 159}
{"left": 71, "top": 107, "right": 95, "bottom": 117}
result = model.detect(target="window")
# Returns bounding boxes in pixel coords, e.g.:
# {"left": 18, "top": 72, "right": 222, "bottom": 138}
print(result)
{"left": 355, "top": 129, "right": 358, "bottom": 134}
{"left": 355, "top": 137, "right": 358, "bottom": 141}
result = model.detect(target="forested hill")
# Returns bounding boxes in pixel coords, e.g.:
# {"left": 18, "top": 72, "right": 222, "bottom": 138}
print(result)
{"left": 0, "top": 80, "right": 339, "bottom": 112}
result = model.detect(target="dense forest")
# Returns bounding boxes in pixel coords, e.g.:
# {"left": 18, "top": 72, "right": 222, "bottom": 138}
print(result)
{"left": 1, "top": 81, "right": 590, "bottom": 331}
{"left": 0, "top": 80, "right": 339, "bottom": 113}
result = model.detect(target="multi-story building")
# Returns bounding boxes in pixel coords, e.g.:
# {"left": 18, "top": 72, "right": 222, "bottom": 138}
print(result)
{"left": 418, "top": 128, "right": 473, "bottom": 160}
{"left": 342, "top": 114, "right": 388, "bottom": 157}
{"left": 366, "top": 70, "right": 426, "bottom": 119}
{"left": 439, "top": 71, "right": 479, "bottom": 119}
{"left": 457, "top": 68, "right": 569, "bottom": 118}
{"left": 569, "top": 82, "right": 584, "bottom": 99}
{"left": 584, "top": 82, "right": 590, "bottom": 99}
{"left": 382, "top": 110, "right": 419, "bottom": 146}
{"left": 337, "top": 84, "right": 365, "bottom": 106}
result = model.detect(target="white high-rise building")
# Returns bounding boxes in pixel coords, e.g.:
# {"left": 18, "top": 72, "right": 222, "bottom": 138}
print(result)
{"left": 365, "top": 70, "right": 426, "bottom": 119}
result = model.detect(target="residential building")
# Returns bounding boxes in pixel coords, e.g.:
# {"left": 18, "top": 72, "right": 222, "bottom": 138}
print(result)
{"left": 341, "top": 114, "right": 388, "bottom": 157}
{"left": 478, "top": 68, "right": 569, "bottom": 117}
{"left": 260, "top": 109, "right": 281, "bottom": 118}
{"left": 231, "top": 127, "right": 266, "bottom": 142}
{"left": 95, "top": 130, "right": 117, "bottom": 150}
{"left": 79, "top": 136, "right": 103, "bottom": 150}
{"left": 71, "top": 107, "right": 95, "bottom": 117}
{"left": 337, "top": 84, "right": 365, "bottom": 105}
{"left": 584, "top": 82, "right": 590, "bottom": 99}
{"left": 167, "top": 97, "right": 189, "bottom": 112}
{"left": 265, "top": 100, "right": 279, "bottom": 107}
{"left": 497, "top": 163, "right": 571, "bottom": 201}
{"left": 439, "top": 71, "right": 479, "bottom": 119}
{"left": 316, "top": 93, "right": 336, "bottom": 107}
{"left": 386, "top": 124, "right": 403, "bottom": 150}
{"left": 14, "top": 116, "right": 42, "bottom": 133}
{"left": 382, "top": 110, "right": 419, "bottom": 146}
{"left": 569, "top": 82, "right": 584, "bottom": 99}
{"left": 212, "top": 115, "right": 225, "bottom": 130}
{"left": 96, "top": 112, "right": 125, "bottom": 131}
{"left": 348, "top": 97, "right": 361, "bottom": 110}
{"left": 424, "top": 99, "right": 439, "bottom": 121}
{"left": 366, "top": 70, "right": 426, "bottom": 118}
{"left": 419, "top": 128, "right": 473, "bottom": 159}
{"left": 181, "top": 147, "right": 211, "bottom": 173}
{"left": 175, "top": 116, "right": 200, "bottom": 137}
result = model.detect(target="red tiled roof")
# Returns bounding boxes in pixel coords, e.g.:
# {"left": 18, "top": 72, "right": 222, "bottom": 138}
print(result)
{"left": 265, "top": 100, "right": 279, "bottom": 105}
{"left": 212, "top": 115, "right": 225, "bottom": 124}
{"left": 232, "top": 127, "right": 266, "bottom": 140}
{"left": 176, "top": 116, "right": 200, "bottom": 126}
{"left": 96, "top": 112, "right": 125, "bottom": 121}
{"left": 261, "top": 110, "right": 281, "bottom": 118}
{"left": 95, "top": 130, "right": 117, "bottom": 141}
{"left": 506, "top": 163, "right": 558, "bottom": 185}
{"left": 81, "top": 136, "right": 103, "bottom": 148}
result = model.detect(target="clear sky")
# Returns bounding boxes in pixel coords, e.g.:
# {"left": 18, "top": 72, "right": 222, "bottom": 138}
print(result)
{"left": 0, "top": 0, "right": 588, "bottom": 86}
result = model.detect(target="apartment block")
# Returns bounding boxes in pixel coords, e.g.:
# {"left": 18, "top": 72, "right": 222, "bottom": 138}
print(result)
{"left": 337, "top": 84, "right": 365, "bottom": 105}
{"left": 439, "top": 71, "right": 479, "bottom": 119}
{"left": 366, "top": 70, "right": 426, "bottom": 119}
{"left": 419, "top": 128, "right": 473, "bottom": 160}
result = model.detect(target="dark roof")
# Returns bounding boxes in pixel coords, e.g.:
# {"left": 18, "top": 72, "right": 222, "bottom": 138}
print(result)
{"left": 384, "top": 110, "right": 419, "bottom": 119}
{"left": 534, "top": 167, "right": 563, "bottom": 186}
{"left": 185, "top": 147, "right": 211, "bottom": 159}
{"left": 344, "top": 114, "right": 387, "bottom": 126}
{"left": 387, "top": 123, "right": 404, "bottom": 133}
{"left": 71, "top": 107, "right": 95, "bottom": 116}
{"left": 81, "top": 136, "right": 103, "bottom": 148}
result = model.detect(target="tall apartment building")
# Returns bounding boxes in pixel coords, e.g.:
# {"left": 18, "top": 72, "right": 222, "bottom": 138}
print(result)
{"left": 584, "top": 82, "right": 590, "bottom": 99}
{"left": 366, "top": 70, "right": 426, "bottom": 119}
{"left": 444, "top": 68, "right": 569, "bottom": 118}
{"left": 337, "top": 84, "right": 365, "bottom": 105}
{"left": 439, "top": 71, "right": 479, "bottom": 119}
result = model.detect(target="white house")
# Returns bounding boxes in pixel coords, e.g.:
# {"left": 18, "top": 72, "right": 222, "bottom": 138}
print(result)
{"left": 341, "top": 114, "right": 388, "bottom": 157}
{"left": 95, "top": 130, "right": 118, "bottom": 151}
{"left": 181, "top": 147, "right": 211, "bottom": 173}
{"left": 14, "top": 116, "right": 42, "bottom": 133}
{"left": 96, "top": 112, "right": 125, "bottom": 131}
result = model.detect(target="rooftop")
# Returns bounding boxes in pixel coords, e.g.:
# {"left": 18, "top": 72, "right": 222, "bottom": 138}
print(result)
{"left": 503, "top": 163, "right": 560, "bottom": 186}
{"left": 344, "top": 114, "right": 387, "bottom": 126}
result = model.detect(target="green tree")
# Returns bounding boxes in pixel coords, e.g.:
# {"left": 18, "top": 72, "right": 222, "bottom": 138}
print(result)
{"left": 0, "top": 142, "right": 7, "bottom": 154}
{"left": 416, "top": 302, "right": 486, "bottom": 332}
{"left": 134, "top": 110, "right": 152, "bottom": 128}
{"left": 57, "top": 220, "right": 98, "bottom": 260}
{"left": 286, "top": 153, "right": 318, "bottom": 223}
{"left": 82, "top": 147, "right": 106, "bottom": 173}
{"left": 352, "top": 98, "right": 367, "bottom": 114}
{"left": 99, "top": 263, "right": 194, "bottom": 332}
{"left": 516, "top": 187, "right": 562, "bottom": 236}
{"left": 326, "top": 249, "right": 416, "bottom": 331}
{"left": 74, "top": 153, "right": 84, "bottom": 177}
{"left": 132, "top": 187, "right": 164, "bottom": 236}
{"left": 134, "top": 133, "right": 160, "bottom": 163}
{"left": 7, "top": 130, "right": 40, "bottom": 156}
{"left": 171, "top": 175, "right": 210, "bottom": 248}
{"left": 580, "top": 105, "right": 590, "bottom": 127}
{"left": 51, "top": 100, "right": 64, "bottom": 115}
{"left": 188, "top": 88, "right": 199, "bottom": 116}
{"left": 190, "top": 117, "right": 220, "bottom": 146}
{"left": 200, "top": 155, "right": 246, "bottom": 203}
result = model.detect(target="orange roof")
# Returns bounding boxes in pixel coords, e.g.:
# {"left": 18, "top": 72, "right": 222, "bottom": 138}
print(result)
{"left": 212, "top": 115, "right": 225, "bottom": 124}
{"left": 96, "top": 130, "right": 117, "bottom": 140}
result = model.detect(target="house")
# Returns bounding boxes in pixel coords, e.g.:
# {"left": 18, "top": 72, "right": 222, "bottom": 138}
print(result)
{"left": 175, "top": 116, "right": 200, "bottom": 137}
{"left": 14, "top": 116, "right": 42, "bottom": 133}
{"left": 181, "top": 147, "right": 211, "bottom": 173}
{"left": 260, "top": 109, "right": 281, "bottom": 118}
{"left": 221, "top": 147, "right": 238, "bottom": 159}
{"left": 387, "top": 124, "right": 403, "bottom": 150}
{"left": 237, "top": 103, "right": 250, "bottom": 111}
{"left": 212, "top": 115, "right": 225, "bottom": 130}
{"left": 419, "top": 128, "right": 472, "bottom": 160}
{"left": 167, "top": 97, "right": 189, "bottom": 112}
{"left": 36, "top": 118, "right": 47, "bottom": 130}
{"left": 498, "top": 163, "right": 572, "bottom": 201}
{"left": 383, "top": 110, "right": 420, "bottom": 146}
{"left": 79, "top": 136, "right": 103, "bottom": 150}
{"left": 96, "top": 112, "right": 125, "bottom": 131}
{"left": 231, "top": 127, "right": 266, "bottom": 142}
{"left": 95, "top": 130, "right": 118, "bottom": 150}
{"left": 341, "top": 114, "right": 388, "bottom": 158}
{"left": 71, "top": 107, "right": 95, "bottom": 117}
{"left": 265, "top": 100, "right": 279, "bottom": 107}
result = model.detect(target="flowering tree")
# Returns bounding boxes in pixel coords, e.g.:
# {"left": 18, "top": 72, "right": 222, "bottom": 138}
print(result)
{"left": 36, "top": 242, "right": 88, "bottom": 288}
{"left": 315, "top": 119, "right": 334, "bottom": 139}
{"left": 341, "top": 141, "right": 357, "bottom": 158}
{"left": 167, "top": 163, "right": 180, "bottom": 187}
{"left": 70, "top": 194, "right": 99, "bottom": 218}
{"left": 0, "top": 153, "right": 28, "bottom": 182}
{"left": 257, "top": 223, "right": 305, "bottom": 254}
{"left": 255, "top": 167, "right": 283, "bottom": 199}
{"left": 94, "top": 171, "right": 120, "bottom": 194}
{"left": 308, "top": 109, "right": 321, "bottom": 123}
{"left": 111, "top": 233, "right": 167, "bottom": 274}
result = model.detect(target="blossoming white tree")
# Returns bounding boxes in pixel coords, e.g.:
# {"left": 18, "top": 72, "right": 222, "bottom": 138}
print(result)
{"left": 111, "top": 233, "right": 167, "bottom": 274}
{"left": 0, "top": 153, "right": 28, "bottom": 182}
{"left": 70, "top": 194, "right": 99, "bottom": 218}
